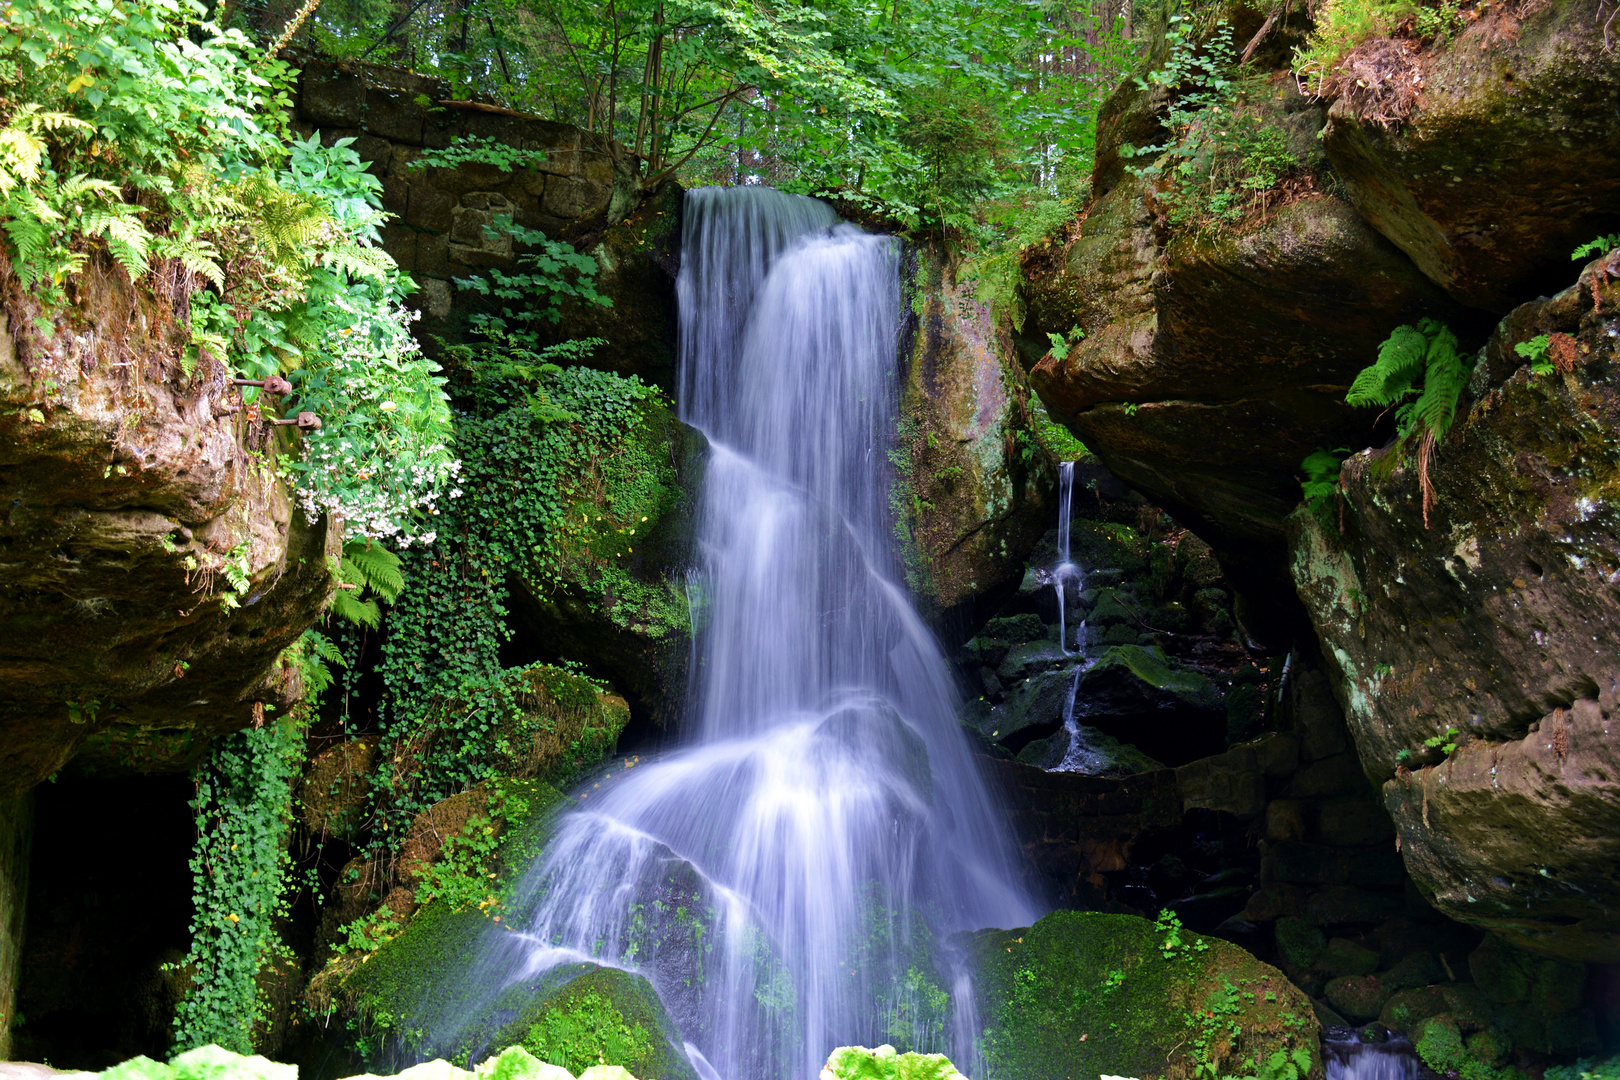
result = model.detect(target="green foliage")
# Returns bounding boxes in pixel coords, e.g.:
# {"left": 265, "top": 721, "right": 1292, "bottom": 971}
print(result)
{"left": 172, "top": 718, "right": 304, "bottom": 1053}
{"left": 1, "top": 1, "right": 457, "bottom": 548}
{"left": 1573, "top": 234, "right": 1620, "bottom": 261}
{"left": 1155, "top": 908, "right": 1210, "bottom": 961}
{"left": 1300, "top": 447, "right": 1350, "bottom": 526}
{"left": 456, "top": 216, "right": 611, "bottom": 330}
{"left": 332, "top": 540, "right": 406, "bottom": 629}
{"left": 521, "top": 990, "right": 654, "bottom": 1074}
{"left": 1047, "top": 326, "right": 1085, "bottom": 362}
{"left": 1122, "top": 19, "right": 1299, "bottom": 233}
{"left": 1513, "top": 335, "right": 1557, "bottom": 377}
{"left": 1546, "top": 1055, "right": 1620, "bottom": 1080}
{"left": 1293, "top": 0, "right": 1463, "bottom": 95}
{"left": 1032, "top": 400, "right": 1091, "bottom": 463}
{"left": 412, "top": 136, "right": 554, "bottom": 174}
{"left": 1424, "top": 726, "right": 1462, "bottom": 757}
{"left": 822, "top": 1044, "right": 967, "bottom": 1080}
{"left": 1346, "top": 319, "right": 1474, "bottom": 511}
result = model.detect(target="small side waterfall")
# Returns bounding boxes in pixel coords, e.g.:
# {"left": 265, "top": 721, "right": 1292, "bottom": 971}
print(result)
{"left": 1052, "top": 461, "right": 1081, "bottom": 655}
{"left": 439, "top": 187, "right": 1038, "bottom": 1080}
{"left": 1323, "top": 1028, "right": 1421, "bottom": 1080}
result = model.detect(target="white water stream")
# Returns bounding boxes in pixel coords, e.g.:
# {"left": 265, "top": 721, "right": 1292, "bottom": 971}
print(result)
{"left": 445, "top": 187, "right": 1037, "bottom": 1079}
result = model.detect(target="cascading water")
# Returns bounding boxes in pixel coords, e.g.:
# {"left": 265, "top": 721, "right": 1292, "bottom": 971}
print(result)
{"left": 439, "top": 187, "right": 1038, "bottom": 1079}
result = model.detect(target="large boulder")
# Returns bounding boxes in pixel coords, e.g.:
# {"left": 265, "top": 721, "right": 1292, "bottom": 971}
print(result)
{"left": 1289, "top": 256, "right": 1620, "bottom": 959}
{"left": 962, "top": 909, "right": 1322, "bottom": 1080}
{"left": 1024, "top": 163, "right": 1456, "bottom": 615}
{"left": 1319, "top": 0, "right": 1620, "bottom": 312}
{"left": 0, "top": 278, "right": 337, "bottom": 799}
{"left": 896, "top": 247, "right": 1054, "bottom": 632}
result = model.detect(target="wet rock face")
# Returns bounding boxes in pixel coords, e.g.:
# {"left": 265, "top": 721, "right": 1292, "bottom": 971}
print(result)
{"left": 0, "top": 286, "right": 337, "bottom": 799}
{"left": 1320, "top": 0, "right": 1620, "bottom": 312}
{"left": 1024, "top": 170, "right": 1456, "bottom": 605}
{"left": 1290, "top": 258, "right": 1620, "bottom": 959}
{"left": 895, "top": 247, "right": 1053, "bottom": 629}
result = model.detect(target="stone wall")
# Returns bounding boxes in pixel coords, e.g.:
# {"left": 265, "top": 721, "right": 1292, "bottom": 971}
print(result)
{"left": 292, "top": 58, "right": 616, "bottom": 339}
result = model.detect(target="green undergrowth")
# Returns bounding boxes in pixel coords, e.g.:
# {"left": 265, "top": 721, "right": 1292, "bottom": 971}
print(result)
{"left": 1120, "top": 17, "right": 1302, "bottom": 235}
{"left": 1293, "top": 0, "right": 1467, "bottom": 97}
{"left": 969, "top": 910, "right": 1318, "bottom": 1080}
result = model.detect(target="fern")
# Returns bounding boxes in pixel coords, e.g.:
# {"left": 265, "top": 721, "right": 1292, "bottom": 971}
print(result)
{"left": 1301, "top": 447, "right": 1350, "bottom": 526}
{"left": 341, "top": 540, "right": 404, "bottom": 601}
{"left": 319, "top": 242, "right": 395, "bottom": 282}
{"left": 1345, "top": 318, "right": 1474, "bottom": 526}
{"left": 1573, "top": 234, "right": 1620, "bottom": 261}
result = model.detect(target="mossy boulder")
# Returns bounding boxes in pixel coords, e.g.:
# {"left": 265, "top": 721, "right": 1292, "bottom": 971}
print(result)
{"left": 963, "top": 910, "right": 1322, "bottom": 1080}
{"left": 0, "top": 285, "right": 338, "bottom": 797}
{"left": 1289, "top": 258, "right": 1620, "bottom": 960}
{"left": 895, "top": 244, "right": 1054, "bottom": 631}
{"left": 506, "top": 388, "right": 702, "bottom": 730}
{"left": 1319, "top": 0, "right": 1620, "bottom": 311}
{"left": 1071, "top": 645, "right": 1225, "bottom": 765}
{"left": 489, "top": 965, "right": 696, "bottom": 1080}
{"left": 1023, "top": 162, "right": 1457, "bottom": 622}
{"left": 821, "top": 1045, "right": 967, "bottom": 1080}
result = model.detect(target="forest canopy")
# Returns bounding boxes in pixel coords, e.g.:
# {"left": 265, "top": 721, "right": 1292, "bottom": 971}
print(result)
{"left": 224, "top": 0, "right": 1136, "bottom": 232}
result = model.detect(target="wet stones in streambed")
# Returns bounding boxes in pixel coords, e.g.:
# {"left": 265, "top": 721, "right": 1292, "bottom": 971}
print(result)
{"left": 1017, "top": 724, "right": 1164, "bottom": 776}
{"left": 1073, "top": 645, "right": 1225, "bottom": 766}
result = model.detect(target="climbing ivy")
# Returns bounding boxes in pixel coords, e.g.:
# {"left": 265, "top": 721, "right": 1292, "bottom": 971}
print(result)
{"left": 172, "top": 716, "right": 304, "bottom": 1053}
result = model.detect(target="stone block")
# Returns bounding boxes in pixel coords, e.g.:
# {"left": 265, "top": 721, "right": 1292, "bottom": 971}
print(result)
{"left": 352, "top": 133, "right": 393, "bottom": 175}
{"left": 1315, "top": 937, "right": 1380, "bottom": 977}
{"left": 449, "top": 192, "right": 517, "bottom": 250}
{"left": 1255, "top": 732, "right": 1300, "bottom": 777}
{"left": 1378, "top": 986, "right": 1449, "bottom": 1031}
{"left": 1382, "top": 950, "right": 1444, "bottom": 992}
{"left": 1266, "top": 799, "right": 1308, "bottom": 843}
{"left": 1317, "top": 796, "right": 1395, "bottom": 846}
{"left": 1243, "top": 883, "right": 1303, "bottom": 922}
{"left": 417, "top": 277, "right": 452, "bottom": 321}
{"left": 416, "top": 232, "right": 450, "bottom": 278}
{"left": 363, "top": 85, "right": 427, "bottom": 145}
{"left": 1306, "top": 885, "right": 1403, "bottom": 927}
{"left": 1439, "top": 983, "right": 1494, "bottom": 1031}
{"left": 299, "top": 61, "right": 364, "bottom": 128}
{"left": 1325, "top": 974, "right": 1389, "bottom": 1022}
{"left": 1531, "top": 957, "right": 1587, "bottom": 1014}
{"left": 1469, "top": 934, "right": 1532, "bottom": 1003}
{"left": 1178, "top": 746, "right": 1263, "bottom": 818}
{"left": 1293, "top": 665, "right": 1350, "bottom": 761}
{"left": 378, "top": 225, "right": 416, "bottom": 272}
{"left": 406, "top": 184, "right": 455, "bottom": 232}
{"left": 1545, "top": 1008, "right": 1600, "bottom": 1056}
{"left": 1270, "top": 842, "right": 1339, "bottom": 885}
{"left": 1290, "top": 752, "right": 1367, "bottom": 798}
{"left": 1276, "top": 914, "right": 1326, "bottom": 969}
{"left": 542, "top": 174, "right": 606, "bottom": 220}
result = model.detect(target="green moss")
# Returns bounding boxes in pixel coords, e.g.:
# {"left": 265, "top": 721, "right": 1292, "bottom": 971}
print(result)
{"left": 824, "top": 1044, "right": 967, "bottom": 1080}
{"left": 967, "top": 911, "right": 1319, "bottom": 1080}
{"left": 1414, "top": 1016, "right": 1524, "bottom": 1080}
{"left": 515, "top": 971, "right": 662, "bottom": 1076}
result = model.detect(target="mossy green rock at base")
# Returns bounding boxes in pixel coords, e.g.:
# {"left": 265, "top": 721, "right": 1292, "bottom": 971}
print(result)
{"left": 821, "top": 1044, "right": 967, "bottom": 1080}
{"left": 963, "top": 910, "right": 1321, "bottom": 1080}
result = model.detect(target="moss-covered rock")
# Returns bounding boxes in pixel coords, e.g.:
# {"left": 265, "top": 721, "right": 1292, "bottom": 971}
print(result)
{"left": 821, "top": 1044, "right": 967, "bottom": 1080}
{"left": 506, "top": 388, "right": 701, "bottom": 730}
{"left": 963, "top": 910, "right": 1321, "bottom": 1080}
{"left": 895, "top": 244, "right": 1054, "bottom": 630}
{"left": 491, "top": 966, "right": 696, "bottom": 1080}
{"left": 1288, "top": 258, "right": 1620, "bottom": 960}
{"left": 1319, "top": 0, "right": 1620, "bottom": 311}
{"left": 0, "top": 281, "right": 339, "bottom": 797}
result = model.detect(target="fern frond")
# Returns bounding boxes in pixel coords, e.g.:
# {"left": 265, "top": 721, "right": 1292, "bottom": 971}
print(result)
{"left": 1346, "top": 321, "right": 1428, "bottom": 408}
{"left": 81, "top": 206, "right": 153, "bottom": 279}
{"left": 153, "top": 235, "right": 225, "bottom": 289}
{"left": 330, "top": 590, "right": 383, "bottom": 629}
{"left": 320, "top": 242, "right": 396, "bottom": 282}
{"left": 340, "top": 540, "right": 404, "bottom": 601}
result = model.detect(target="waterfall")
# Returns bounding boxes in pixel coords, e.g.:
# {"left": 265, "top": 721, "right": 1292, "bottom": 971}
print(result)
{"left": 1052, "top": 460, "right": 1080, "bottom": 654}
{"left": 445, "top": 187, "right": 1037, "bottom": 1079}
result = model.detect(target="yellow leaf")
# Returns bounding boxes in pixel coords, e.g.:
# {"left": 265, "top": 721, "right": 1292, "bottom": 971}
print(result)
{"left": 65, "top": 74, "right": 94, "bottom": 93}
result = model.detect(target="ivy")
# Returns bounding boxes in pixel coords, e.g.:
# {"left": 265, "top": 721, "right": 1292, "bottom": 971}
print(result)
{"left": 172, "top": 716, "right": 304, "bottom": 1053}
